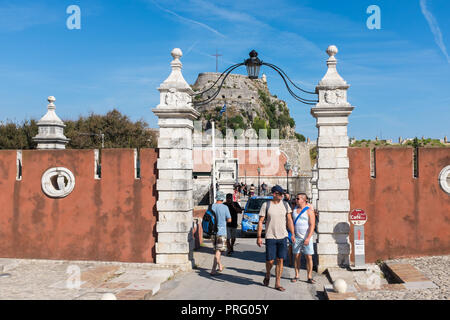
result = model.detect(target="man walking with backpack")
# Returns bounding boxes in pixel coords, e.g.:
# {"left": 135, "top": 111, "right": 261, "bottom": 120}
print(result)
{"left": 210, "top": 191, "right": 231, "bottom": 276}
{"left": 257, "top": 185, "right": 295, "bottom": 292}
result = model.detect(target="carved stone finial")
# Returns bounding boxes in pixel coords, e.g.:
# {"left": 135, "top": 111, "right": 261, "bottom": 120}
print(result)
{"left": 33, "top": 96, "right": 69, "bottom": 149}
{"left": 157, "top": 48, "right": 193, "bottom": 95}
{"left": 317, "top": 45, "right": 348, "bottom": 89}
{"left": 47, "top": 96, "right": 56, "bottom": 110}
{"left": 326, "top": 45, "right": 338, "bottom": 58}
{"left": 171, "top": 48, "right": 183, "bottom": 60}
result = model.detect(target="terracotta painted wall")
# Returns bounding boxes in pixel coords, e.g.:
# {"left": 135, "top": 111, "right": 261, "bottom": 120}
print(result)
{"left": 0, "top": 148, "right": 158, "bottom": 263}
{"left": 193, "top": 149, "right": 288, "bottom": 176}
{"left": 348, "top": 147, "right": 450, "bottom": 263}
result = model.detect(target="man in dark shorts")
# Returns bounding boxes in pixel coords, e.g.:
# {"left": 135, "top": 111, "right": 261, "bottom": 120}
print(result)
{"left": 224, "top": 193, "right": 242, "bottom": 256}
{"left": 257, "top": 185, "right": 295, "bottom": 292}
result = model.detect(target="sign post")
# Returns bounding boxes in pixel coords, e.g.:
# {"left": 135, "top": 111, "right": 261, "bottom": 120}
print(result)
{"left": 349, "top": 209, "right": 367, "bottom": 270}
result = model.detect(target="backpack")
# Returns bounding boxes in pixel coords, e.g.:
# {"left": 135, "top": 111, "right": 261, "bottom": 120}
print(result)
{"left": 202, "top": 204, "right": 218, "bottom": 237}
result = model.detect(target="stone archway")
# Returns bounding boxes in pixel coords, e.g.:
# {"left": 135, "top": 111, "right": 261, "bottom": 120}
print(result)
{"left": 152, "top": 46, "right": 355, "bottom": 274}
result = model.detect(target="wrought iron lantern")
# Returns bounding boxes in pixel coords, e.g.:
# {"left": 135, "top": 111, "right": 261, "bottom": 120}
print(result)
{"left": 192, "top": 50, "right": 318, "bottom": 106}
{"left": 245, "top": 50, "right": 262, "bottom": 79}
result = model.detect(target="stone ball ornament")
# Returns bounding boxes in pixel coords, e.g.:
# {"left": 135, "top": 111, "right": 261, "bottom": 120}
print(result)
{"left": 41, "top": 167, "right": 75, "bottom": 198}
{"left": 333, "top": 278, "right": 347, "bottom": 293}
{"left": 101, "top": 293, "right": 117, "bottom": 300}
{"left": 171, "top": 48, "right": 183, "bottom": 59}
{"left": 326, "top": 45, "right": 338, "bottom": 57}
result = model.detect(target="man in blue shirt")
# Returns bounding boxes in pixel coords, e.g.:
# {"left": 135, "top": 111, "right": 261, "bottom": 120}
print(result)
{"left": 210, "top": 191, "right": 231, "bottom": 276}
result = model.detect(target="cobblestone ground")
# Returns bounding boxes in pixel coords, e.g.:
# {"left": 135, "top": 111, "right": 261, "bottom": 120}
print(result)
{"left": 357, "top": 255, "right": 450, "bottom": 300}
{"left": 0, "top": 259, "right": 177, "bottom": 300}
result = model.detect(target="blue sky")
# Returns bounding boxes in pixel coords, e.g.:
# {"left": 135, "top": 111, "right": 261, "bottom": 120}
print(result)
{"left": 0, "top": 0, "right": 449, "bottom": 140}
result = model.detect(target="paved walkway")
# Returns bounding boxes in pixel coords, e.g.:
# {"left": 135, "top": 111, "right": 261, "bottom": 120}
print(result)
{"left": 0, "top": 258, "right": 177, "bottom": 300}
{"left": 151, "top": 236, "right": 328, "bottom": 300}
{"left": 356, "top": 255, "right": 450, "bottom": 300}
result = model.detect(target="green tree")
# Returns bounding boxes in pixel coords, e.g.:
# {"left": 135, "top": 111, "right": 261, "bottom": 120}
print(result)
{"left": 0, "top": 110, "right": 157, "bottom": 149}
{"left": 295, "top": 133, "right": 306, "bottom": 142}
{"left": 0, "top": 120, "right": 38, "bottom": 150}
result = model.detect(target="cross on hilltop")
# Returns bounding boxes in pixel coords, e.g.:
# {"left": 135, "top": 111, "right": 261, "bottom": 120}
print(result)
{"left": 211, "top": 49, "right": 222, "bottom": 73}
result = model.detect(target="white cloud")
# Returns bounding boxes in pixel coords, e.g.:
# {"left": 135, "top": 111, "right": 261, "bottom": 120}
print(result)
{"left": 420, "top": 0, "right": 450, "bottom": 63}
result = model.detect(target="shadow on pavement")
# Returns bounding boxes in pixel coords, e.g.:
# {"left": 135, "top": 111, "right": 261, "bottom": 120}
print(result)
{"left": 195, "top": 267, "right": 262, "bottom": 287}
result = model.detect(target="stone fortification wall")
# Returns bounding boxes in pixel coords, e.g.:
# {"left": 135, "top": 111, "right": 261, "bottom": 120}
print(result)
{"left": 0, "top": 149, "right": 158, "bottom": 263}
{"left": 349, "top": 147, "right": 450, "bottom": 262}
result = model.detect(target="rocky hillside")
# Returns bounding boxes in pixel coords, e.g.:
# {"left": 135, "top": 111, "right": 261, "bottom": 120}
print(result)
{"left": 191, "top": 72, "right": 304, "bottom": 141}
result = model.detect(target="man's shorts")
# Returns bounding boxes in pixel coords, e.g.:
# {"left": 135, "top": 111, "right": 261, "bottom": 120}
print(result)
{"left": 227, "top": 227, "right": 237, "bottom": 240}
{"left": 292, "top": 236, "right": 314, "bottom": 255}
{"left": 213, "top": 235, "right": 227, "bottom": 252}
{"left": 265, "top": 238, "right": 288, "bottom": 261}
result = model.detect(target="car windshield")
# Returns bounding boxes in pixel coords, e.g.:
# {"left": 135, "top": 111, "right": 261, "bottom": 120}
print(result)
{"left": 246, "top": 199, "right": 270, "bottom": 213}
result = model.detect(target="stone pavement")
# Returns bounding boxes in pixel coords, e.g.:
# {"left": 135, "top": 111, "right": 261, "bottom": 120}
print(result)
{"left": 150, "top": 236, "right": 329, "bottom": 300}
{"left": 0, "top": 258, "right": 180, "bottom": 300}
{"left": 356, "top": 255, "right": 450, "bottom": 300}
{"left": 2, "top": 241, "right": 447, "bottom": 300}
{"left": 324, "top": 255, "right": 449, "bottom": 300}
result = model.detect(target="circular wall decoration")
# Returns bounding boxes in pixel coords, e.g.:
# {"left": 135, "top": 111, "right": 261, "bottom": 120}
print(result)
{"left": 41, "top": 167, "right": 75, "bottom": 198}
{"left": 438, "top": 165, "right": 450, "bottom": 195}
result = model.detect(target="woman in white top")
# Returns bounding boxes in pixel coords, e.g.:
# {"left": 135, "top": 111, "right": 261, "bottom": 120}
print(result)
{"left": 290, "top": 193, "right": 316, "bottom": 284}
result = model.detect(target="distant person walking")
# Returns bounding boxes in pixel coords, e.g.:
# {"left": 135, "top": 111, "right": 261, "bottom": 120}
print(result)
{"left": 210, "top": 191, "right": 231, "bottom": 276}
{"left": 233, "top": 187, "right": 240, "bottom": 202}
{"left": 283, "top": 193, "right": 294, "bottom": 210}
{"left": 291, "top": 193, "right": 316, "bottom": 284}
{"left": 257, "top": 185, "right": 295, "bottom": 292}
{"left": 261, "top": 182, "right": 267, "bottom": 196}
{"left": 249, "top": 184, "right": 255, "bottom": 197}
{"left": 225, "top": 193, "right": 242, "bottom": 256}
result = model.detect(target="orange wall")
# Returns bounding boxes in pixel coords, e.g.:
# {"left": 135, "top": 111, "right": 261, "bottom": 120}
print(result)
{"left": 348, "top": 147, "right": 450, "bottom": 262}
{"left": 0, "top": 149, "right": 158, "bottom": 263}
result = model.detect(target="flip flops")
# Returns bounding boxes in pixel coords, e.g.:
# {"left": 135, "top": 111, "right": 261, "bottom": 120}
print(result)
{"left": 275, "top": 286, "right": 286, "bottom": 292}
{"left": 290, "top": 277, "right": 299, "bottom": 283}
{"left": 263, "top": 276, "right": 270, "bottom": 286}
{"left": 307, "top": 278, "right": 316, "bottom": 284}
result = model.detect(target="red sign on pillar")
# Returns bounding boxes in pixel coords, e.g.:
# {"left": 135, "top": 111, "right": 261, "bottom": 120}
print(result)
{"left": 349, "top": 209, "right": 367, "bottom": 226}
{"left": 350, "top": 209, "right": 367, "bottom": 268}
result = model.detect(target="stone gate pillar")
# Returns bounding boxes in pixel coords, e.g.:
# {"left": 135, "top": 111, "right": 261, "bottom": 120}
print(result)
{"left": 311, "top": 46, "right": 355, "bottom": 273}
{"left": 153, "top": 48, "right": 200, "bottom": 268}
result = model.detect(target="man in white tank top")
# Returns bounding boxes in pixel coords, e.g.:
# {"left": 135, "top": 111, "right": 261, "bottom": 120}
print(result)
{"left": 291, "top": 193, "right": 316, "bottom": 284}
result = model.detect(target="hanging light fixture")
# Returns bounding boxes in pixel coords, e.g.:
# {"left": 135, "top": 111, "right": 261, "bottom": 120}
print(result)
{"left": 245, "top": 50, "right": 262, "bottom": 80}
{"left": 192, "top": 50, "right": 318, "bottom": 106}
